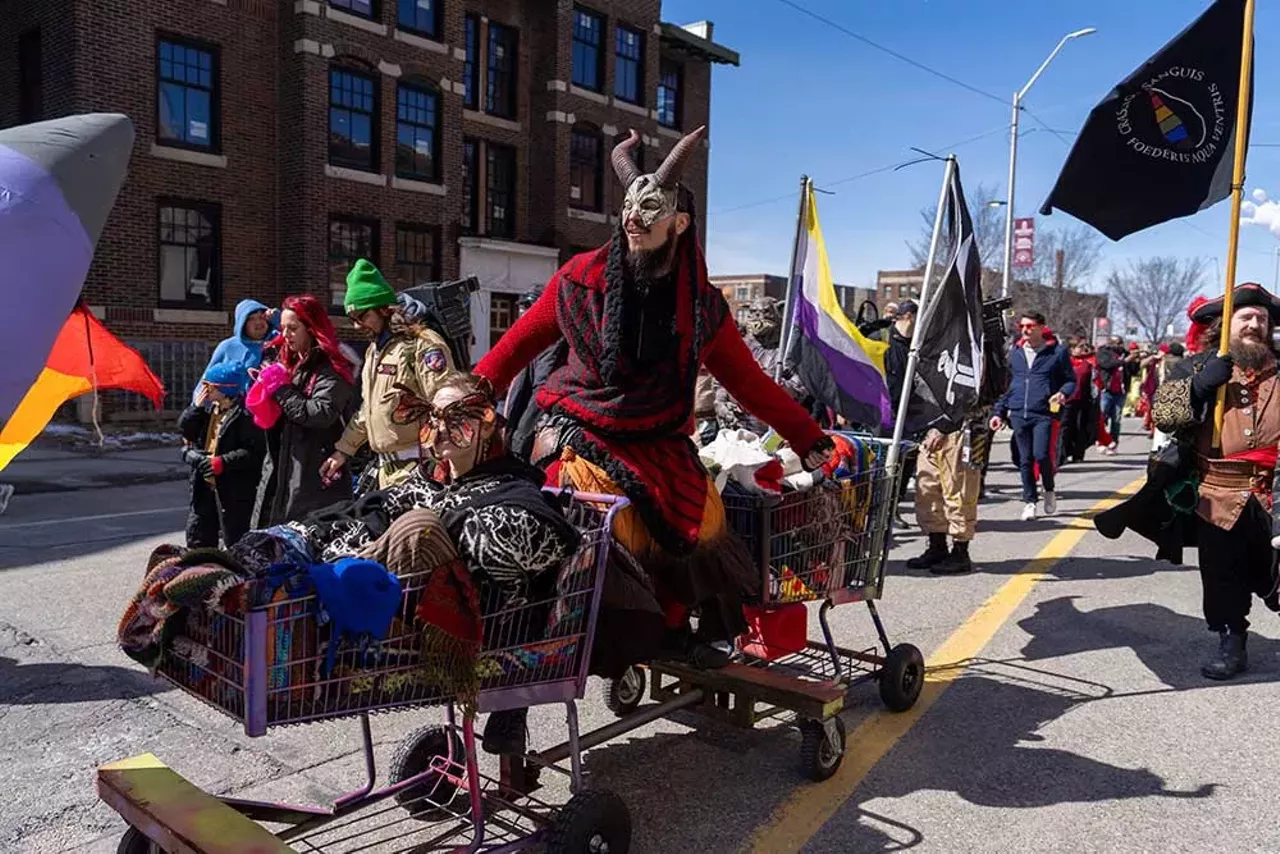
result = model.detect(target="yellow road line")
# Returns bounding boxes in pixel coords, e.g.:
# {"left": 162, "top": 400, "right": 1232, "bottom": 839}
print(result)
{"left": 744, "top": 476, "right": 1146, "bottom": 853}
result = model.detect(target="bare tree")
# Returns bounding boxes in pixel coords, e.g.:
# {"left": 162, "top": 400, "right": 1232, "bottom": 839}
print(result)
{"left": 1105, "top": 256, "right": 1207, "bottom": 343}
{"left": 907, "top": 181, "right": 1006, "bottom": 295}
{"left": 1028, "top": 224, "right": 1105, "bottom": 291}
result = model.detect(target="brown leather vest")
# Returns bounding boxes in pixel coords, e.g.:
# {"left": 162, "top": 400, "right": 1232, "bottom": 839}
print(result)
{"left": 1195, "top": 365, "right": 1280, "bottom": 529}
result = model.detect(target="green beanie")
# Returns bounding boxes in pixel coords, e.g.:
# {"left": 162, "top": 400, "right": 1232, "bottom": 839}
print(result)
{"left": 343, "top": 259, "right": 397, "bottom": 313}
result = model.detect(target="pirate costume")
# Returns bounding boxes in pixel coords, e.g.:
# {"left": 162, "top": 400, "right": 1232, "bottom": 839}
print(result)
{"left": 475, "top": 127, "right": 831, "bottom": 668}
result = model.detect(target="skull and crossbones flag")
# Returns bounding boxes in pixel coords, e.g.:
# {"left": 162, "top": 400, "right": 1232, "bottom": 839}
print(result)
{"left": 905, "top": 166, "right": 984, "bottom": 435}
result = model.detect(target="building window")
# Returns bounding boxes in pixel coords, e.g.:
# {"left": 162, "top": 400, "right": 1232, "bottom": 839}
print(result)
{"left": 461, "top": 138, "right": 478, "bottom": 235}
{"left": 329, "top": 216, "right": 379, "bottom": 308}
{"left": 614, "top": 25, "right": 643, "bottom": 104}
{"left": 18, "top": 29, "right": 42, "bottom": 124}
{"left": 158, "top": 201, "right": 220, "bottom": 308}
{"left": 489, "top": 293, "right": 518, "bottom": 347}
{"left": 486, "top": 143, "right": 516, "bottom": 239}
{"left": 571, "top": 7, "right": 604, "bottom": 91}
{"left": 394, "top": 224, "right": 437, "bottom": 288}
{"left": 657, "top": 59, "right": 682, "bottom": 129}
{"left": 569, "top": 126, "right": 602, "bottom": 211}
{"left": 329, "top": 0, "right": 374, "bottom": 19}
{"left": 397, "top": 0, "right": 438, "bottom": 37}
{"left": 485, "top": 22, "right": 517, "bottom": 119}
{"left": 157, "top": 37, "right": 218, "bottom": 150}
{"left": 329, "top": 67, "right": 377, "bottom": 172}
{"left": 395, "top": 81, "right": 439, "bottom": 181}
{"left": 462, "top": 14, "right": 479, "bottom": 110}
{"left": 734, "top": 286, "right": 751, "bottom": 302}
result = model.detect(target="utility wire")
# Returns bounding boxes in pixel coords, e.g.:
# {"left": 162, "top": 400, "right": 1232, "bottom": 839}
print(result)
{"left": 773, "top": 0, "right": 1008, "bottom": 108}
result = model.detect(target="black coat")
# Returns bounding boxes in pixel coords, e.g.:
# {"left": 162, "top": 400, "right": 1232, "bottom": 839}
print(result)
{"left": 265, "top": 351, "right": 356, "bottom": 525}
{"left": 504, "top": 341, "right": 568, "bottom": 462}
{"left": 178, "top": 400, "right": 267, "bottom": 535}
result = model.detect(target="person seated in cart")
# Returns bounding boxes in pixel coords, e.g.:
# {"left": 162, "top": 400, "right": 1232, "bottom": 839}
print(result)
{"left": 473, "top": 127, "right": 834, "bottom": 696}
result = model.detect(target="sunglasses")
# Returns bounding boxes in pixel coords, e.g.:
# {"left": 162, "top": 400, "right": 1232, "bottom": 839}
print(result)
{"left": 1018, "top": 322, "right": 1040, "bottom": 329}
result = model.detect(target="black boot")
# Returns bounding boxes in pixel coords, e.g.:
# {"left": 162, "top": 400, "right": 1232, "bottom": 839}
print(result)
{"left": 482, "top": 707, "right": 529, "bottom": 755}
{"left": 906, "top": 533, "right": 948, "bottom": 570}
{"left": 1201, "top": 631, "right": 1248, "bottom": 680}
{"left": 931, "top": 540, "right": 974, "bottom": 575}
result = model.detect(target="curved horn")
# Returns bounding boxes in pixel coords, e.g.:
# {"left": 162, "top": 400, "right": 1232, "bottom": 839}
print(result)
{"left": 611, "top": 129, "right": 642, "bottom": 188}
{"left": 653, "top": 125, "right": 706, "bottom": 188}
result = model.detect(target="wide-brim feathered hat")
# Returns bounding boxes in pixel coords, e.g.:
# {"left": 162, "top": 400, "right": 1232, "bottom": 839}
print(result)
{"left": 1189, "top": 282, "right": 1280, "bottom": 324}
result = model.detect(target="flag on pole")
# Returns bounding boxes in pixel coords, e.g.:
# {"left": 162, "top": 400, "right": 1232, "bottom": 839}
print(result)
{"left": 1039, "top": 0, "right": 1252, "bottom": 240}
{"left": 0, "top": 304, "right": 164, "bottom": 471}
{"left": 905, "top": 165, "right": 985, "bottom": 435}
{"left": 786, "top": 184, "right": 891, "bottom": 430}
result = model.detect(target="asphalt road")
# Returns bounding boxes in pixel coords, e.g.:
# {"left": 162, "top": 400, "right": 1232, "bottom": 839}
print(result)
{"left": 1, "top": 423, "right": 1278, "bottom": 853}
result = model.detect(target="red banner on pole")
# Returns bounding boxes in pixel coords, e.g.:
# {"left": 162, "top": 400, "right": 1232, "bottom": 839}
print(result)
{"left": 1013, "top": 217, "right": 1035, "bottom": 268}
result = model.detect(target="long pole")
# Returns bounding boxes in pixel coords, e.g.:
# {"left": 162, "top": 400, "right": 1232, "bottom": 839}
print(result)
{"left": 886, "top": 156, "right": 956, "bottom": 472}
{"left": 1000, "top": 94, "right": 1020, "bottom": 299}
{"left": 1212, "top": 0, "right": 1257, "bottom": 448}
{"left": 776, "top": 175, "right": 810, "bottom": 381}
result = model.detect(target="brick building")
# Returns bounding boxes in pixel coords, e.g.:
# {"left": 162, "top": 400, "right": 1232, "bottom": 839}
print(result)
{"left": 875, "top": 268, "right": 924, "bottom": 309}
{"left": 708, "top": 273, "right": 787, "bottom": 325}
{"left": 0, "top": 0, "right": 738, "bottom": 417}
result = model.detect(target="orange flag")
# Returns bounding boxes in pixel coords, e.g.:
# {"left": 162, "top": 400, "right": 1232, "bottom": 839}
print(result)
{"left": 0, "top": 304, "right": 164, "bottom": 470}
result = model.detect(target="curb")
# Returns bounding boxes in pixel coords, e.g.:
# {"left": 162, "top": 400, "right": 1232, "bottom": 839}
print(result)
{"left": 11, "top": 470, "right": 189, "bottom": 495}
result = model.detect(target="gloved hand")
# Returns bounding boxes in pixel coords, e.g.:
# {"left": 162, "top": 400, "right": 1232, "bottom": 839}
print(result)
{"left": 255, "top": 361, "right": 291, "bottom": 397}
{"left": 181, "top": 446, "right": 207, "bottom": 468}
{"left": 802, "top": 435, "right": 836, "bottom": 472}
{"left": 195, "top": 455, "right": 216, "bottom": 480}
{"left": 1191, "top": 353, "right": 1233, "bottom": 400}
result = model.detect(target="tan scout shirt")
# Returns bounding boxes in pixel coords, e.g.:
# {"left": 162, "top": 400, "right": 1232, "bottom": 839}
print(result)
{"left": 1195, "top": 365, "right": 1280, "bottom": 530}
{"left": 335, "top": 328, "right": 457, "bottom": 458}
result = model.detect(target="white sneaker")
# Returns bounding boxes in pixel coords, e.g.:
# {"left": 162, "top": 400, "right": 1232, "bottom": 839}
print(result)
{"left": 1021, "top": 502, "right": 1037, "bottom": 521}
{"left": 1044, "top": 491, "right": 1057, "bottom": 516}
{"left": 0, "top": 484, "right": 13, "bottom": 515}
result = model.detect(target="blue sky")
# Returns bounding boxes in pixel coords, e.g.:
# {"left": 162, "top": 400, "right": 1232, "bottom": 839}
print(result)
{"left": 661, "top": 0, "right": 1280, "bottom": 295}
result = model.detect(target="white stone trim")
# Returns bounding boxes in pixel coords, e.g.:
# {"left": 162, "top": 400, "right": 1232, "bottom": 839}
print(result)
{"left": 567, "top": 208, "right": 607, "bottom": 224}
{"left": 657, "top": 125, "right": 683, "bottom": 140}
{"left": 453, "top": 47, "right": 468, "bottom": 61}
{"left": 326, "top": 6, "right": 387, "bottom": 36}
{"left": 612, "top": 97, "right": 647, "bottom": 117}
{"left": 546, "top": 79, "right": 568, "bottom": 92}
{"left": 379, "top": 61, "right": 402, "bottom": 77}
{"left": 150, "top": 144, "right": 228, "bottom": 169}
{"left": 463, "top": 110, "right": 521, "bottom": 133}
{"left": 652, "top": 23, "right": 662, "bottom": 34}
{"left": 320, "top": 44, "right": 336, "bottom": 58}
{"left": 569, "top": 84, "right": 608, "bottom": 105}
{"left": 458, "top": 236, "right": 560, "bottom": 259}
{"left": 439, "top": 76, "right": 452, "bottom": 90}
{"left": 546, "top": 110, "right": 568, "bottom": 123}
{"left": 325, "top": 164, "right": 387, "bottom": 186}
{"left": 293, "top": 38, "right": 322, "bottom": 55}
{"left": 394, "top": 29, "right": 449, "bottom": 54}
{"left": 293, "top": 0, "right": 320, "bottom": 14}
{"left": 480, "top": 15, "right": 489, "bottom": 23}
{"left": 601, "top": 123, "right": 618, "bottom": 136}
{"left": 392, "top": 176, "right": 447, "bottom": 196}
{"left": 208, "top": 0, "right": 228, "bottom": 6}
{"left": 154, "top": 308, "right": 229, "bottom": 325}
{"left": 641, "top": 134, "right": 659, "bottom": 148}
{"left": 452, "top": 81, "right": 467, "bottom": 95}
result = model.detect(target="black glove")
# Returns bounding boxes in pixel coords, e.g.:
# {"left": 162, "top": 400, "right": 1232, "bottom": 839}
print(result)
{"left": 1191, "top": 354, "right": 1233, "bottom": 401}
{"left": 194, "top": 455, "right": 215, "bottom": 480}
{"left": 181, "top": 446, "right": 207, "bottom": 468}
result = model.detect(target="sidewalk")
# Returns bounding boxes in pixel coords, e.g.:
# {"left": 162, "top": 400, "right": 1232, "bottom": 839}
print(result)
{"left": 4, "top": 446, "right": 187, "bottom": 493}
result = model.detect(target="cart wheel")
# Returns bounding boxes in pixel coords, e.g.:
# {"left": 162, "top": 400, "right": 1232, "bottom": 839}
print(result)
{"left": 548, "top": 789, "right": 631, "bottom": 854}
{"left": 799, "top": 716, "right": 846, "bottom": 782}
{"left": 879, "top": 643, "right": 925, "bottom": 712}
{"left": 389, "top": 724, "right": 466, "bottom": 820}
{"left": 117, "top": 827, "right": 161, "bottom": 854}
{"left": 602, "top": 666, "right": 645, "bottom": 717}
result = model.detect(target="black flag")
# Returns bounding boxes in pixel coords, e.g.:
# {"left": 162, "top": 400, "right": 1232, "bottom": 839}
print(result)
{"left": 906, "top": 166, "right": 984, "bottom": 435}
{"left": 1040, "top": 0, "right": 1251, "bottom": 241}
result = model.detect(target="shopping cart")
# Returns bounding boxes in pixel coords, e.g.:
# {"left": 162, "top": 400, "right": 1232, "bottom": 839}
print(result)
{"left": 100, "top": 491, "right": 634, "bottom": 854}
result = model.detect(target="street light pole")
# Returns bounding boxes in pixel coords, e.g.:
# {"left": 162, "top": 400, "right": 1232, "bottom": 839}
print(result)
{"left": 1000, "top": 27, "right": 1097, "bottom": 299}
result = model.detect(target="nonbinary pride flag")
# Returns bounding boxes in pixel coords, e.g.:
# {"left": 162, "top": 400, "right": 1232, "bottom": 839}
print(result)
{"left": 786, "top": 184, "right": 891, "bottom": 430}
{"left": 1040, "top": 0, "right": 1251, "bottom": 240}
{"left": 0, "top": 305, "right": 164, "bottom": 471}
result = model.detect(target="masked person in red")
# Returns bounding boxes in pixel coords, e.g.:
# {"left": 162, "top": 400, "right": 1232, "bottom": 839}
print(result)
{"left": 473, "top": 128, "right": 833, "bottom": 674}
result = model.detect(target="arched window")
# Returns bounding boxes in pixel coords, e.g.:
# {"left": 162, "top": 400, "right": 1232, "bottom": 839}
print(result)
{"left": 570, "top": 123, "right": 602, "bottom": 212}
{"left": 329, "top": 60, "right": 378, "bottom": 172}
{"left": 395, "top": 77, "right": 440, "bottom": 181}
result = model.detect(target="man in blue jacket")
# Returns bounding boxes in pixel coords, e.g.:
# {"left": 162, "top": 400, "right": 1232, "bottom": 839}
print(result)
{"left": 990, "top": 310, "right": 1076, "bottom": 520}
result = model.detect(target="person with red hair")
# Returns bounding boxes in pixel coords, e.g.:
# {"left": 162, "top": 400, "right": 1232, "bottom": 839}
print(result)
{"left": 255, "top": 294, "right": 357, "bottom": 524}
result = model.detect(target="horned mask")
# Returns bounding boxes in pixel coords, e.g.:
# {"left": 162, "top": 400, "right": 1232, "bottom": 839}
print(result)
{"left": 612, "top": 126, "right": 707, "bottom": 229}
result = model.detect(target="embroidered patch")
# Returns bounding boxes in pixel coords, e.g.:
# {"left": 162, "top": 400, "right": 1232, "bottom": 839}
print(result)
{"left": 377, "top": 363, "right": 398, "bottom": 376}
{"left": 423, "top": 348, "right": 447, "bottom": 373}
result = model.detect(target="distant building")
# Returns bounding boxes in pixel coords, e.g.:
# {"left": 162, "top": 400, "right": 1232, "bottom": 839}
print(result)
{"left": 709, "top": 273, "right": 786, "bottom": 325}
{"left": 834, "top": 285, "right": 877, "bottom": 322}
{"left": 876, "top": 269, "right": 924, "bottom": 309}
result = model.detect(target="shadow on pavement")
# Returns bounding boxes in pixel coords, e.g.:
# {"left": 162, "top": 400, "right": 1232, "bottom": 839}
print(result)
{"left": 972, "top": 554, "right": 1186, "bottom": 583}
{"left": 0, "top": 655, "right": 173, "bottom": 704}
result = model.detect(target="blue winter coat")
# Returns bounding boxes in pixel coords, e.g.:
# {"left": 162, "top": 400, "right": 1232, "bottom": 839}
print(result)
{"left": 192, "top": 299, "right": 279, "bottom": 403}
{"left": 995, "top": 336, "right": 1077, "bottom": 421}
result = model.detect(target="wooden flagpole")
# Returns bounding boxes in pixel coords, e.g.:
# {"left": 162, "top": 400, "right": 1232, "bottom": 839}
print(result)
{"left": 1212, "top": 0, "right": 1256, "bottom": 449}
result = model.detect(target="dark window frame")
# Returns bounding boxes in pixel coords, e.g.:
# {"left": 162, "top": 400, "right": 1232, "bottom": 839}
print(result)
{"left": 328, "top": 215, "right": 381, "bottom": 312}
{"left": 571, "top": 6, "right": 605, "bottom": 92}
{"left": 395, "top": 79, "right": 441, "bottom": 182}
{"left": 462, "top": 14, "right": 480, "bottom": 110}
{"left": 485, "top": 142, "right": 517, "bottom": 239}
{"left": 328, "top": 64, "right": 379, "bottom": 172}
{"left": 461, "top": 137, "right": 479, "bottom": 236}
{"left": 155, "top": 33, "right": 221, "bottom": 153}
{"left": 489, "top": 292, "right": 519, "bottom": 348}
{"left": 156, "top": 198, "right": 222, "bottom": 309}
{"left": 396, "top": 0, "right": 439, "bottom": 38}
{"left": 18, "top": 28, "right": 42, "bottom": 124}
{"left": 485, "top": 21, "right": 518, "bottom": 120}
{"left": 613, "top": 24, "right": 643, "bottom": 105}
{"left": 657, "top": 59, "right": 683, "bottom": 129}
{"left": 393, "top": 222, "right": 440, "bottom": 288}
{"left": 569, "top": 125, "right": 603, "bottom": 212}
{"left": 328, "top": 0, "right": 376, "bottom": 20}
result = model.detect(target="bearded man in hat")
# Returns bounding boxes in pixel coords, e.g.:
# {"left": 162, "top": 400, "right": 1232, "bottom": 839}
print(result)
{"left": 475, "top": 128, "right": 833, "bottom": 672}
{"left": 715, "top": 296, "right": 810, "bottom": 435}
{"left": 1147, "top": 282, "right": 1280, "bottom": 679}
